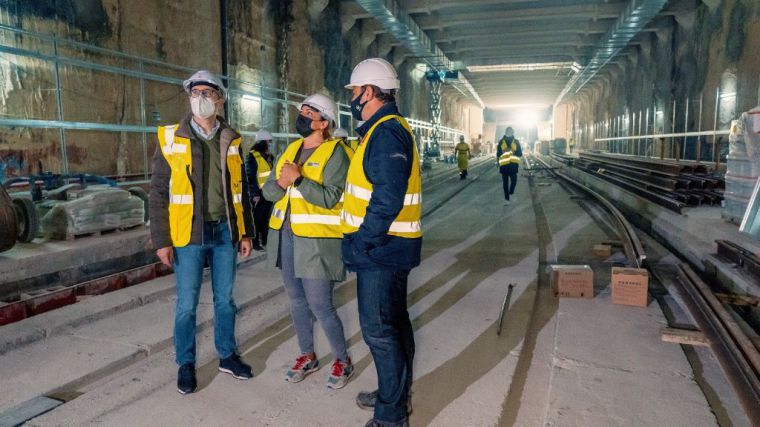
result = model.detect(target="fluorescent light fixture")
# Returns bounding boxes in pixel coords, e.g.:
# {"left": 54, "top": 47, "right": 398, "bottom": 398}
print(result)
{"left": 242, "top": 94, "right": 261, "bottom": 102}
{"left": 467, "top": 62, "right": 578, "bottom": 73}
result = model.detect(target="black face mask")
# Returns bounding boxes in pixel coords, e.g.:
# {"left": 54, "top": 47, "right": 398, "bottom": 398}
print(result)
{"left": 295, "top": 115, "right": 314, "bottom": 138}
{"left": 350, "top": 88, "right": 368, "bottom": 121}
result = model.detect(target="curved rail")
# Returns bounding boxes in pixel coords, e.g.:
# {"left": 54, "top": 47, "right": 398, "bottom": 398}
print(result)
{"left": 528, "top": 154, "right": 646, "bottom": 268}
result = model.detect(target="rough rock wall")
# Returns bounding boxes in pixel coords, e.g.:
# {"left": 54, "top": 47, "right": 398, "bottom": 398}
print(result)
{"left": 564, "top": 0, "right": 760, "bottom": 159}
{"left": 0, "top": 0, "right": 475, "bottom": 179}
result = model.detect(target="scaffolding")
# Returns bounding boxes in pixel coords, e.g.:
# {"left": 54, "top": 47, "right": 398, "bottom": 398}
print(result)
{"left": 0, "top": 24, "right": 463, "bottom": 183}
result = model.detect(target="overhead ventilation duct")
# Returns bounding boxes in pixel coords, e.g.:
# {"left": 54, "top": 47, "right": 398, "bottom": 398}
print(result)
{"left": 354, "top": 0, "right": 484, "bottom": 108}
{"left": 555, "top": 0, "right": 668, "bottom": 106}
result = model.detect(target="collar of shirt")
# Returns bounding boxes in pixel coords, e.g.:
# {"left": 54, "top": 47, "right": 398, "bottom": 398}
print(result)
{"left": 190, "top": 118, "right": 220, "bottom": 141}
{"left": 355, "top": 102, "right": 400, "bottom": 138}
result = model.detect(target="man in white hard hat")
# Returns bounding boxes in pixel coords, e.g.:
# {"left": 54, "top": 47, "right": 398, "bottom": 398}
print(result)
{"left": 497, "top": 126, "right": 523, "bottom": 205}
{"left": 246, "top": 129, "right": 274, "bottom": 250}
{"left": 341, "top": 58, "right": 421, "bottom": 427}
{"left": 149, "top": 70, "right": 254, "bottom": 395}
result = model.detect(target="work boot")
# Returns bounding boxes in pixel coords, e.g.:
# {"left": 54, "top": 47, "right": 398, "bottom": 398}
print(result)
{"left": 218, "top": 353, "right": 253, "bottom": 380}
{"left": 356, "top": 390, "right": 413, "bottom": 415}
{"left": 285, "top": 353, "right": 320, "bottom": 383}
{"left": 177, "top": 363, "right": 197, "bottom": 395}
{"left": 364, "top": 419, "right": 409, "bottom": 427}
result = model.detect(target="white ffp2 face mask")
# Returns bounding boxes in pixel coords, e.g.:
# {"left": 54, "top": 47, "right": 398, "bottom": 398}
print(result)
{"left": 190, "top": 96, "right": 217, "bottom": 119}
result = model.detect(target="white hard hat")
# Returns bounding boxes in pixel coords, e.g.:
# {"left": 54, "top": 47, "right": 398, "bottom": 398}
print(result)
{"left": 183, "top": 70, "right": 227, "bottom": 99}
{"left": 334, "top": 128, "right": 349, "bottom": 138}
{"left": 345, "top": 58, "right": 400, "bottom": 90}
{"left": 254, "top": 129, "right": 272, "bottom": 141}
{"left": 298, "top": 93, "right": 338, "bottom": 125}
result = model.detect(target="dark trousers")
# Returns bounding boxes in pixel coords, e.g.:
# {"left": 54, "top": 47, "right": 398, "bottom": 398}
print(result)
{"left": 357, "top": 268, "right": 414, "bottom": 424}
{"left": 252, "top": 199, "right": 272, "bottom": 246}
{"left": 501, "top": 170, "right": 517, "bottom": 200}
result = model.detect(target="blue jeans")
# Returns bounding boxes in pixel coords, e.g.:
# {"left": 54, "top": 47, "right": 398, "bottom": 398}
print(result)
{"left": 173, "top": 221, "right": 238, "bottom": 366}
{"left": 357, "top": 268, "right": 414, "bottom": 424}
{"left": 280, "top": 223, "right": 348, "bottom": 361}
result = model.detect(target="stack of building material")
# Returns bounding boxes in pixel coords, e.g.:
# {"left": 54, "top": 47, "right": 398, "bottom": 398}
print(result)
{"left": 565, "top": 151, "right": 723, "bottom": 213}
{"left": 724, "top": 109, "right": 760, "bottom": 224}
{"left": 38, "top": 187, "right": 144, "bottom": 240}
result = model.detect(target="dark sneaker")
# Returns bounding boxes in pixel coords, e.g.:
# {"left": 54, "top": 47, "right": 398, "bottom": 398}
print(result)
{"left": 326, "top": 357, "right": 354, "bottom": 390}
{"left": 364, "top": 419, "right": 409, "bottom": 427}
{"left": 285, "top": 353, "right": 320, "bottom": 383}
{"left": 177, "top": 363, "right": 197, "bottom": 394}
{"left": 356, "top": 390, "right": 413, "bottom": 415}
{"left": 218, "top": 354, "right": 253, "bottom": 380}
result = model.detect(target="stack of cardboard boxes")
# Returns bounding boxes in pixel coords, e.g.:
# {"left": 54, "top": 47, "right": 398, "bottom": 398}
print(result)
{"left": 551, "top": 265, "right": 649, "bottom": 307}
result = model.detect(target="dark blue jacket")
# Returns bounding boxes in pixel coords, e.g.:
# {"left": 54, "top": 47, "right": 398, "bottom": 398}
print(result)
{"left": 342, "top": 102, "right": 422, "bottom": 271}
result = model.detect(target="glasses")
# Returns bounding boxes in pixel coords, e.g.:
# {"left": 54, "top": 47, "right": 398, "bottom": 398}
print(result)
{"left": 190, "top": 89, "right": 220, "bottom": 99}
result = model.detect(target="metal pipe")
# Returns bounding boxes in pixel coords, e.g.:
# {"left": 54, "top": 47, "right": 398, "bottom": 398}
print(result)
{"left": 139, "top": 61, "right": 148, "bottom": 181}
{"left": 671, "top": 99, "right": 677, "bottom": 162}
{"left": 713, "top": 87, "right": 720, "bottom": 167}
{"left": 683, "top": 97, "right": 689, "bottom": 160}
{"left": 595, "top": 129, "right": 730, "bottom": 141}
{"left": 52, "top": 35, "right": 69, "bottom": 174}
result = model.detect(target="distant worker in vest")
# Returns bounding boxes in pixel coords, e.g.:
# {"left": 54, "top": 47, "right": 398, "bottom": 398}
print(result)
{"left": 334, "top": 127, "right": 355, "bottom": 153}
{"left": 148, "top": 70, "right": 254, "bottom": 395}
{"left": 455, "top": 135, "right": 470, "bottom": 180}
{"left": 497, "top": 126, "right": 523, "bottom": 205}
{"left": 261, "top": 93, "right": 354, "bottom": 389}
{"left": 245, "top": 129, "right": 274, "bottom": 251}
{"left": 342, "top": 58, "right": 422, "bottom": 427}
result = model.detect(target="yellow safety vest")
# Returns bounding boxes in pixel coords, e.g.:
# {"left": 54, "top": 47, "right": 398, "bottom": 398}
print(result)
{"left": 269, "top": 138, "right": 352, "bottom": 238}
{"left": 157, "top": 124, "right": 246, "bottom": 247}
{"left": 251, "top": 151, "right": 272, "bottom": 188}
{"left": 340, "top": 115, "right": 422, "bottom": 239}
{"left": 498, "top": 139, "right": 521, "bottom": 166}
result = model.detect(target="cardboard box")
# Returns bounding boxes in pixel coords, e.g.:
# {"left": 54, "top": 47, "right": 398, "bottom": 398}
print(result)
{"left": 551, "top": 265, "right": 594, "bottom": 298}
{"left": 611, "top": 267, "right": 649, "bottom": 307}
{"left": 592, "top": 244, "right": 612, "bottom": 258}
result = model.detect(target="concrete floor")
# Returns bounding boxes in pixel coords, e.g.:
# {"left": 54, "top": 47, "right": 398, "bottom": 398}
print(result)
{"left": 0, "top": 166, "right": 752, "bottom": 426}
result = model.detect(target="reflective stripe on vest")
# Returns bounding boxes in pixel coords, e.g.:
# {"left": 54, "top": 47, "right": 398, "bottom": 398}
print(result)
{"left": 268, "top": 138, "right": 349, "bottom": 239}
{"left": 499, "top": 140, "right": 521, "bottom": 165}
{"left": 251, "top": 151, "right": 272, "bottom": 188}
{"left": 158, "top": 124, "right": 247, "bottom": 247}
{"left": 340, "top": 115, "right": 422, "bottom": 239}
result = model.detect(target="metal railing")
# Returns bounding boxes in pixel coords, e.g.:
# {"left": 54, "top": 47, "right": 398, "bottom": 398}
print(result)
{"left": 573, "top": 88, "right": 735, "bottom": 168}
{"left": 0, "top": 24, "right": 464, "bottom": 182}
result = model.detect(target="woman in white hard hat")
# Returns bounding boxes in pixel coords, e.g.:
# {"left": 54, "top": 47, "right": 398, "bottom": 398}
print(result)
{"left": 261, "top": 93, "right": 354, "bottom": 389}
{"left": 245, "top": 129, "right": 274, "bottom": 250}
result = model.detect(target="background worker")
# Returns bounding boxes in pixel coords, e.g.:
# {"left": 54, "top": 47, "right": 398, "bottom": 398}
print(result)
{"left": 149, "top": 70, "right": 254, "bottom": 395}
{"left": 262, "top": 93, "right": 354, "bottom": 390}
{"left": 496, "top": 126, "right": 523, "bottom": 205}
{"left": 454, "top": 135, "right": 470, "bottom": 180}
{"left": 342, "top": 58, "right": 421, "bottom": 427}
{"left": 245, "top": 129, "right": 274, "bottom": 251}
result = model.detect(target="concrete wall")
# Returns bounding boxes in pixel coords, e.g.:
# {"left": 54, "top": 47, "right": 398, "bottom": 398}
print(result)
{"left": 560, "top": 0, "right": 760, "bottom": 160}
{"left": 0, "top": 0, "right": 481, "bottom": 179}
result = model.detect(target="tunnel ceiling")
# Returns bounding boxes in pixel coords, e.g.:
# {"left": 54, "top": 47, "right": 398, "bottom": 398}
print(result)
{"left": 345, "top": 0, "right": 669, "bottom": 110}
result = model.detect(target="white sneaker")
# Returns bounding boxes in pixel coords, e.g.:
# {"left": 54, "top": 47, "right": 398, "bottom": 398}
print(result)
{"left": 504, "top": 200, "right": 511, "bottom": 205}
{"left": 510, "top": 196, "right": 516, "bottom": 203}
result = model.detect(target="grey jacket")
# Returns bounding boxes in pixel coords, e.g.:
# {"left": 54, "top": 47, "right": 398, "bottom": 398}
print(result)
{"left": 149, "top": 113, "right": 254, "bottom": 249}
{"left": 262, "top": 141, "right": 350, "bottom": 282}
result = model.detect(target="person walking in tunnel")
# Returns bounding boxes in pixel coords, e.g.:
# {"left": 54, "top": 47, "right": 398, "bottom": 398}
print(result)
{"left": 245, "top": 129, "right": 274, "bottom": 251}
{"left": 334, "top": 127, "right": 356, "bottom": 154}
{"left": 455, "top": 135, "right": 470, "bottom": 179}
{"left": 497, "top": 126, "right": 523, "bottom": 205}
{"left": 342, "top": 58, "right": 422, "bottom": 427}
{"left": 261, "top": 93, "right": 355, "bottom": 390}
{"left": 148, "top": 70, "right": 254, "bottom": 395}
